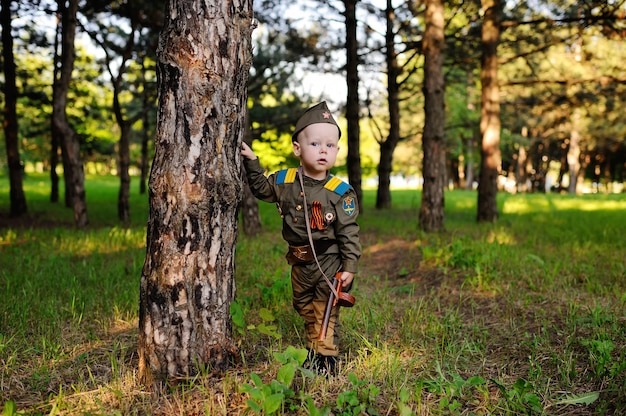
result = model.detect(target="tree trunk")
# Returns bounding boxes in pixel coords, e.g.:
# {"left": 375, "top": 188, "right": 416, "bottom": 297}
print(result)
{"left": 107, "top": 24, "right": 139, "bottom": 223}
{"left": 477, "top": 0, "right": 501, "bottom": 223}
{"left": 50, "top": 133, "right": 60, "bottom": 203}
{"left": 567, "top": 114, "right": 581, "bottom": 195}
{"left": 516, "top": 143, "right": 528, "bottom": 193}
{"left": 464, "top": 134, "right": 476, "bottom": 190}
{"left": 111, "top": 64, "right": 135, "bottom": 223}
{"left": 52, "top": 0, "right": 88, "bottom": 227}
{"left": 117, "top": 122, "right": 132, "bottom": 222}
{"left": 140, "top": 66, "right": 151, "bottom": 196}
{"left": 1, "top": 0, "right": 28, "bottom": 217}
{"left": 241, "top": 174, "right": 262, "bottom": 236}
{"left": 138, "top": 0, "right": 253, "bottom": 387}
{"left": 344, "top": 0, "right": 363, "bottom": 212}
{"left": 376, "top": 0, "right": 401, "bottom": 210}
{"left": 376, "top": 139, "right": 394, "bottom": 209}
{"left": 50, "top": 9, "right": 61, "bottom": 203}
{"left": 241, "top": 111, "right": 262, "bottom": 236}
{"left": 418, "top": 0, "right": 445, "bottom": 232}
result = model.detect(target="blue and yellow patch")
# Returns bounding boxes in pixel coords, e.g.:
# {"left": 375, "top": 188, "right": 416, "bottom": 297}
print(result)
{"left": 324, "top": 175, "right": 350, "bottom": 196}
{"left": 275, "top": 168, "right": 298, "bottom": 184}
{"left": 342, "top": 196, "right": 356, "bottom": 216}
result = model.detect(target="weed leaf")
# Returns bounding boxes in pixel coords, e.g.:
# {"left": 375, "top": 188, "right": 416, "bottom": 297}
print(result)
{"left": 2, "top": 401, "right": 17, "bottom": 416}
{"left": 264, "top": 393, "right": 284, "bottom": 414}
{"left": 277, "top": 362, "right": 297, "bottom": 386}
{"left": 555, "top": 392, "right": 599, "bottom": 405}
{"left": 259, "top": 307, "right": 275, "bottom": 322}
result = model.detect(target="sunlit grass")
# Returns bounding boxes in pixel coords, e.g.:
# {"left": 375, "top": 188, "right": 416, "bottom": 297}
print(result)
{"left": 1, "top": 176, "right": 625, "bottom": 414}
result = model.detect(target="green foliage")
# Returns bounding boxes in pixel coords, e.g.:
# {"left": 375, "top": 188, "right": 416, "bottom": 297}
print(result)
{"left": 422, "top": 372, "right": 488, "bottom": 413}
{"left": 231, "top": 302, "right": 281, "bottom": 341}
{"left": 239, "top": 346, "right": 313, "bottom": 415}
{"left": 2, "top": 400, "right": 18, "bottom": 416}
{"left": 1, "top": 180, "right": 626, "bottom": 413}
{"left": 492, "top": 378, "right": 543, "bottom": 414}
{"left": 335, "top": 373, "right": 381, "bottom": 416}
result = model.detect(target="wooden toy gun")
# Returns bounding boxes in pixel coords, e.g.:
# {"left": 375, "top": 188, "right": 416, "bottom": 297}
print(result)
{"left": 318, "top": 272, "right": 356, "bottom": 341}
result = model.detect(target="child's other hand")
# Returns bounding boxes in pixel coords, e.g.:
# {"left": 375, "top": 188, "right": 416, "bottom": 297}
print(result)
{"left": 241, "top": 142, "right": 257, "bottom": 160}
{"left": 339, "top": 271, "right": 354, "bottom": 287}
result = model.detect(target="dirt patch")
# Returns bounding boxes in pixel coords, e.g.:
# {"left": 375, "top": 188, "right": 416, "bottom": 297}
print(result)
{"left": 359, "top": 236, "right": 446, "bottom": 295}
{"left": 361, "top": 238, "right": 421, "bottom": 278}
{"left": 0, "top": 212, "right": 71, "bottom": 230}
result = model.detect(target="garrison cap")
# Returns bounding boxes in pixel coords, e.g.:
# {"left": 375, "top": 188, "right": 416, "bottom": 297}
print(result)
{"left": 292, "top": 101, "right": 341, "bottom": 142}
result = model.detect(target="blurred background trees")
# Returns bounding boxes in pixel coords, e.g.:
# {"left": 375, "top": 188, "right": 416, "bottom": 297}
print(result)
{"left": 1, "top": 0, "right": 625, "bottom": 226}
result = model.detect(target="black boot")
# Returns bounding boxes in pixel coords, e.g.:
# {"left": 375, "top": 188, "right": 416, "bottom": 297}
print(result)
{"left": 313, "top": 354, "right": 338, "bottom": 377}
{"left": 302, "top": 348, "right": 317, "bottom": 369}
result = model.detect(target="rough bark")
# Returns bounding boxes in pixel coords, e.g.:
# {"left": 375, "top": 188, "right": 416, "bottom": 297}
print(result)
{"left": 344, "top": 0, "right": 363, "bottom": 212}
{"left": 1, "top": 0, "right": 28, "bottom": 216}
{"left": 376, "top": 0, "right": 401, "bottom": 210}
{"left": 138, "top": 0, "right": 254, "bottom": 387}
{"left": 52, "top": 0, "right": 88, "bottom": 227}
{"left": 418, "top": 0, "right": 446, "bottom": 232}
{"left": 477, "top": 0, "right": 501, "bottom": 223}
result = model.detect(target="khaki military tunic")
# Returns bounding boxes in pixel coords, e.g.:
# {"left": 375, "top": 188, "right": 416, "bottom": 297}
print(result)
{"left": 243, "top": 158, "right": 361, "bottom": 356}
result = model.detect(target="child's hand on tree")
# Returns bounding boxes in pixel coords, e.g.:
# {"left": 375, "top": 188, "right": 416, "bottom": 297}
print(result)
{"left": 241, "top": 142, "right": 257, "bottom": 160}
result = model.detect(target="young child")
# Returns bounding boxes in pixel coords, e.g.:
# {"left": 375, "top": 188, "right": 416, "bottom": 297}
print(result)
{"left": 241, "top": 101, "right": 361, "bottom": 376}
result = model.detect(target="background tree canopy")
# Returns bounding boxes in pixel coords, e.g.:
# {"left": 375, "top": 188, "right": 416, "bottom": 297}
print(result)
{"left": 1, "top": 0, "right": 625, "bottom": 201}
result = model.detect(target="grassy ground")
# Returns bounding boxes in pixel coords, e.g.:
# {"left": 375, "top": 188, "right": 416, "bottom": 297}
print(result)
{"left": 1, "top": 174, "right": 625, "bottom": 415}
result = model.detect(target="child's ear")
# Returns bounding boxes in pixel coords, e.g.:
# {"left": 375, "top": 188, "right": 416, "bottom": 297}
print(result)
{"left": 292, "top": 141, "right": 301, "bottom": 156}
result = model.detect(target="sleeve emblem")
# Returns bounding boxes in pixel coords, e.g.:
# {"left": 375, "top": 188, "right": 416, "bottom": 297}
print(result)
{"left": 342, "top": 196, "right": 356, "bottom": 216}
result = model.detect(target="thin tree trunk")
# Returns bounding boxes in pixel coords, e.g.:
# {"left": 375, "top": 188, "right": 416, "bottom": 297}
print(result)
{"left": 50, "top": 133, "right": 60, "bottom": 202}
{"left": 376, "top": 0, "right": 401, "bottom": 210}
{"left": 344, "top": 0, "right": 363, "bottom": 212}
{"left": 241, "top": 110, "right": 262, "bottom": 236}
{"left": 117, "top": 123, "right": 132, "bottom": 222}
{"left": 138, "top": 0, "right": 253, "bottom": 387}
{"left": 567, "top": 113, "right": 581, "bottom": 195}
{"left": 1, "top": 0, "right": 27, "bottom": 216}
{"left": 52, "top": 0, "right": 88, "bottom": 227}
{"left": 515, "top": 126, "right": 529, "bottom": 193}
{"left": 419, "top": 0, "right": 445, "bottom": 232}
{"left": 477, "top": 0, "right": 501, "bottom": 223}
{"left": 140, "top": 63, "right": 151, "bottom": 195}
{"left": 464, "top": 134, "right": 475, "bottom": 190}
{"left": 50, "top": 8, "right": 61, "bottom": 203}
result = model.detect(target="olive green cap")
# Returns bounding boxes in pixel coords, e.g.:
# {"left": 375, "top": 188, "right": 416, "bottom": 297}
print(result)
{"left": 292, "top": 101, "right": 341, "bottom": 142}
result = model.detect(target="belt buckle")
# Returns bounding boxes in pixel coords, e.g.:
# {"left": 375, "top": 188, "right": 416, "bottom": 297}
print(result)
{"left": 294, "top": 246, "right": 309, "bottom": 260}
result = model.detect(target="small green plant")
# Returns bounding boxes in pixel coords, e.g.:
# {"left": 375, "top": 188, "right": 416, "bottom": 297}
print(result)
{"left": 2, "top": 400, "right": 18, "bottom": 416}
{"left": 240, "top": 346, "right": 312, "bottom": 414}
{"left": 334, "top": 372, "right": 381, "bottom": 416}
{"left": 492, "top": 377, "right": 543, "bottom": 414}
{"left": 422, "top": 372, "right": 487, "bottom": 413}
{"left": 230, "top": 303, "right": 281, "bottom": 340}
{"left": 396, "top": 387, "right": 414, "bottom": 416}
{"left": 581, "top": 337, "right": 621, "bottom": 378}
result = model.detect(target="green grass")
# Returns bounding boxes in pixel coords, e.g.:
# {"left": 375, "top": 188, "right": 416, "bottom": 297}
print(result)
{"left": 1, "top": 174, "right": 625, "bottom": 415}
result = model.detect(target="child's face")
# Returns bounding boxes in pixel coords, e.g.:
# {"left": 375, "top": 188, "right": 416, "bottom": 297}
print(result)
{"left": 293, "top": 123, "right": 340, "bottom": 180}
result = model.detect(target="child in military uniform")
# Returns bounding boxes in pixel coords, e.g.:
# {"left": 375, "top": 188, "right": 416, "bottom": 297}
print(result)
{"left": 241, "top": 101, "right": 361, "bottom": 376}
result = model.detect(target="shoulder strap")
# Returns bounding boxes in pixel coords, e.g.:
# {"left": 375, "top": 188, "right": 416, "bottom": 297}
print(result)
{"left": 324, "top": 175, "right": 351, "bottom": 196}
{"left": 275, "top": 168, "right": 298, "bottom": 185}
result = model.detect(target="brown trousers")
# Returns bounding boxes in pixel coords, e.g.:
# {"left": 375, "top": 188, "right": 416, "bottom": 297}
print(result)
{"left": 290, "top": 254, "right": 343, "bottom": 357}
